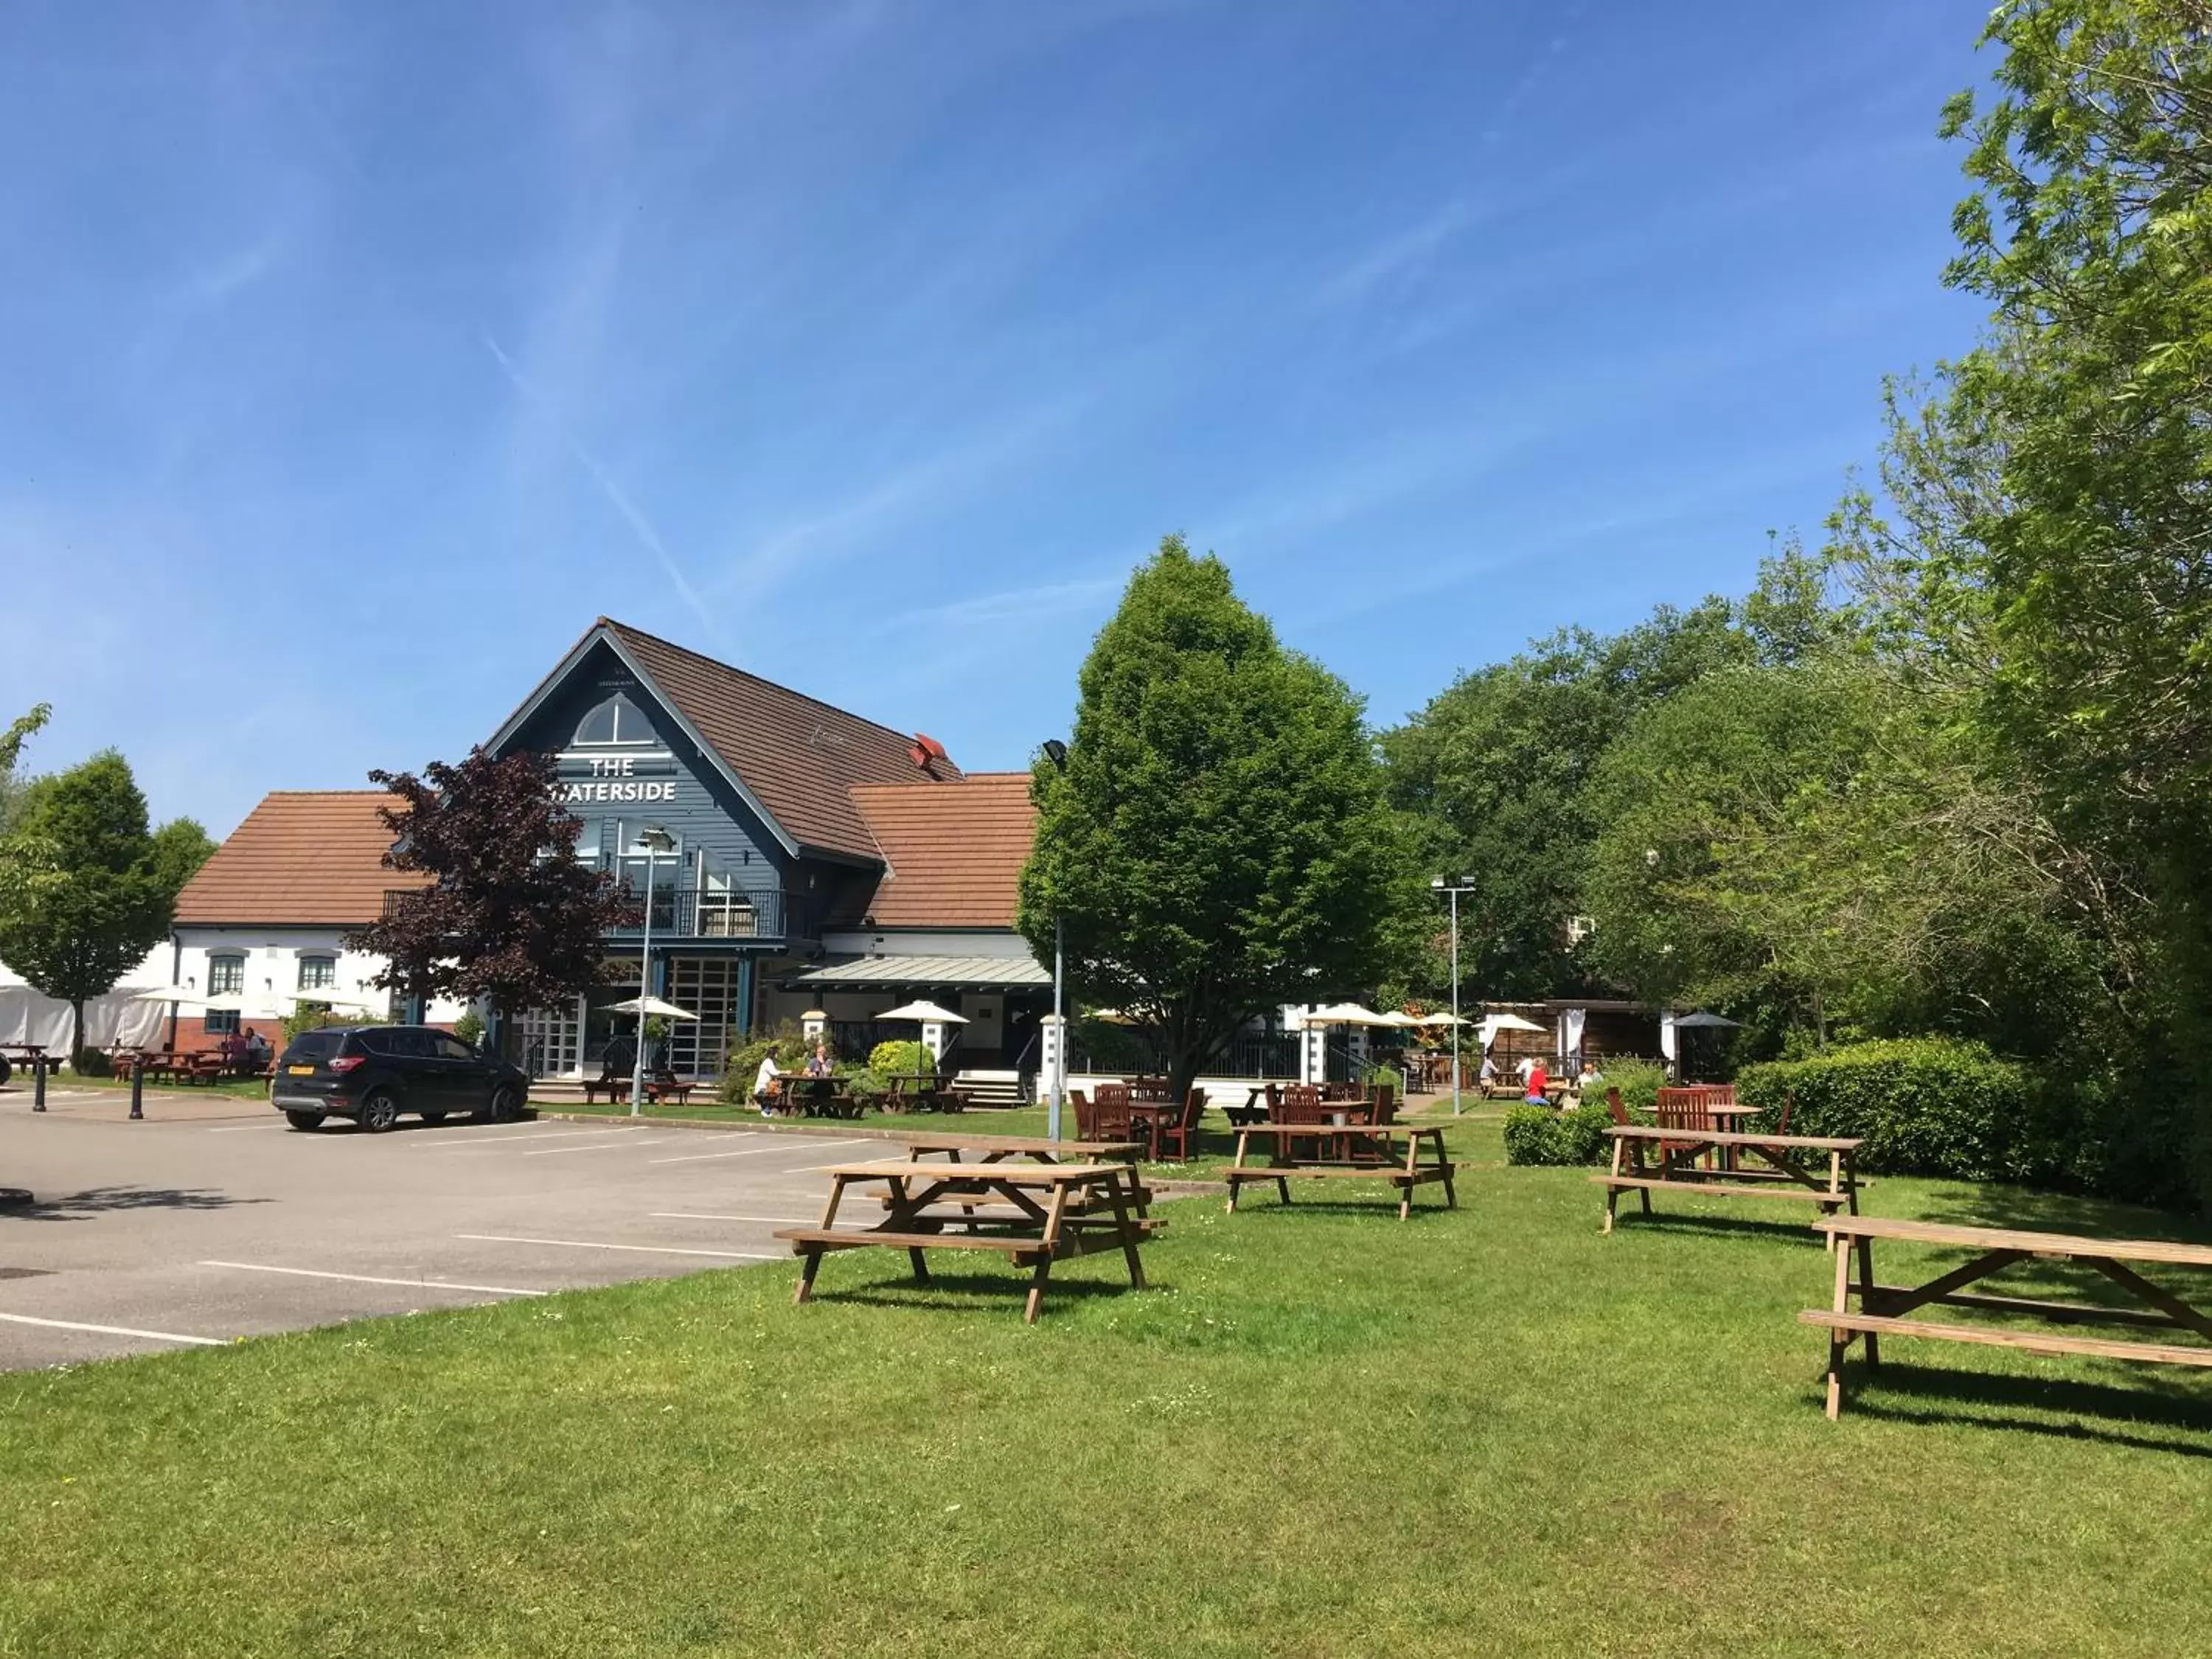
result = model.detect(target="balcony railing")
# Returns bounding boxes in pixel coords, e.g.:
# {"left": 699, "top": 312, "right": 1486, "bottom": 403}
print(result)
{"left": 607, "top": 885, "right": 815, "bottom": 943}
{"left": 383, "top": 886, "right": 816, "bottom": 945}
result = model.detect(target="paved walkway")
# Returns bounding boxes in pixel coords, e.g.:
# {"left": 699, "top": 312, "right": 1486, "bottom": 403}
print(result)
{"left": 0, "top": 1089, "right": 858, "bottom": 1369}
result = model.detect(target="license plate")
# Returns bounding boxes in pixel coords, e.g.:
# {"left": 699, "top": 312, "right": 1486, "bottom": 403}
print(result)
{"left": 287, "top": 1065, "right": 315, "bottom": 1076}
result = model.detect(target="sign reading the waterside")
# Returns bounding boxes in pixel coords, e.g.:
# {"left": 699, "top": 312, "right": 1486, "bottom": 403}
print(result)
{"left": 560, "top": 753, "right": 680, "bottom": 804}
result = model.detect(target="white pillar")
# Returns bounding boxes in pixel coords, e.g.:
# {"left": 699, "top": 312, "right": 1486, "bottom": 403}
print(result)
{"left": 801, "top": 1008, "right": 827, "bottom": 1045}
{"left": 1039, "top": 1012, "right": 1066, "bottom": 1102}
{"left": 921, "top": 1020, "right": 946, "bottom": 1063}
{"left": 1299, "top": 1013, "right": 1325, "bottom": 1085}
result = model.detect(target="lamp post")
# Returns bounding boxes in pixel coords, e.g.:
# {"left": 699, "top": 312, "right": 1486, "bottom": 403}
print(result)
{"left": 1040, "top": 739, "right": 1069, "bottom": 1142}
{"left": 1430, "top": 876, "right": 1475, "bottom": 1115}
{"left": 630, "top": 825, "right": 676, "bottom": 1118}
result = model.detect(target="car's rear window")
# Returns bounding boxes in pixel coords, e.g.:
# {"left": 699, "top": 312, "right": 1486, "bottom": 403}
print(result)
{"left": 283, "top": 1031, "right": 348, "bottom": 1062}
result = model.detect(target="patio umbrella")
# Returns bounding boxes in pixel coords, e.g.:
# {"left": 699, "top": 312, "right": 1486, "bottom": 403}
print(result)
{"left": 1411, "top": 1012, "right": 1468, "bottom": 1028}
{"left": 1670, "top": 1011, "right": 1742, "bottom": 1028}
{"left": 874, "top": 999, "right": 969, "bottom": 1073}
{"left": 128, "top": 985, "right": 212, "bottom": 1006}
{"left": 1295, "top": 1001, "right": 1394, "bottom": 1027}
{"left": 604, "top": 995, "right": 698, "bottom": 1020}
{"left": 1373, "top": 1009, "right": 1421, "bottom": 1028}
{"left": 874, "top": 1000, "right": 969, "bottom": 1027}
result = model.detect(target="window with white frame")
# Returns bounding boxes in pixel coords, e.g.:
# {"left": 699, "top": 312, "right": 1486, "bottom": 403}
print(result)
{"left": 298, "top": 955, "right": 337, "bottom": 992}
{"left": 572, "top": 692, "right": 653, "bottom": 747}
{"left": 204, "top": 1009, "right": 240, "bottom": 1035}
{"left": 207, "top": 955, "right": 246, "bottom": 996}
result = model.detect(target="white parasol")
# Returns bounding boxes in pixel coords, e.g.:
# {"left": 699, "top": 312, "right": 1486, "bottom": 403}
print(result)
{"left": 605, "top": 995, "right": 698, "bottom": 1020}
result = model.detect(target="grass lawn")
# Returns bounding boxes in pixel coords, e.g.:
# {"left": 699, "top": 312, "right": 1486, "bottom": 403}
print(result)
{"left": 48, "top": 1071, "right": 272, "bottom": 1103}
{"left": 4, "top": 1120, "right": 2209, "bottom": 1657}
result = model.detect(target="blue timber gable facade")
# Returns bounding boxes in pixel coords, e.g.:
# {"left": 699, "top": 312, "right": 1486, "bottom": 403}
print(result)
{"left": 479, "top": 619, "right": 944, "bottom": 1080}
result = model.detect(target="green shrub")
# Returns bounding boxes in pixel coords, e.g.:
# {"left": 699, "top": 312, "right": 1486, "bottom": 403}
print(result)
{"left": 869, "top": 1039, "right": 931, "bottom": 1077}
{"left": 72, "top": 1048, "right": 114, "bottom": 1078}
{"left": 1504, "top": 1095, "right": 1635, "bottom": 1166}
{"left": 1736, "top": 1037, "right": 2044, "bottom": 1182}
{"left": 452, "top": 1010, "right": 485, "bottom": 1050}
{"left": 1592, "top": 1057, "right": 1666, "bottom": 1116}
{"left": 1501, "top": 1105, "right": 1565, "bottom": 1165}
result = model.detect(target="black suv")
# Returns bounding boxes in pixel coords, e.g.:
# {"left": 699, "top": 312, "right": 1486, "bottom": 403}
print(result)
{"left": 271, "top": 1026, "right": 529, "bottom": 1133}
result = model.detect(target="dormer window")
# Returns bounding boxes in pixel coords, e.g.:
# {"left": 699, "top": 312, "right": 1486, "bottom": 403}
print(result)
{"left": 574, "top": 692, "right": 652, "bottom": 747}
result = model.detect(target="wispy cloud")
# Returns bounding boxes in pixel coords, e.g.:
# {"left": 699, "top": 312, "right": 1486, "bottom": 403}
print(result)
{"left": 1309, "top": 199, "right": 1475, "bottom": 312}
{"left": 174, "top": 230, "right": 288, "bottom": 308}
{"left": 860, "top": 571, "right": 1125, "bottom": 638}
{"left": 481, "top": 331, "right": 723, "bottom": 647}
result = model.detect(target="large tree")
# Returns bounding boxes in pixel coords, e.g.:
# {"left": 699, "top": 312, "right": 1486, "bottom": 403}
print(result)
{"left": 344, "top": 748, "right": 633, "bottom": 1029}
{"left": 0, "top": 751, "right": 212, "bottom": 1065}
{"left": 1017, "top": 537, "right": 1410, "bottom": 1100}
{"left": 1380, "top": 543, "right": 1842, "bottom": 1002}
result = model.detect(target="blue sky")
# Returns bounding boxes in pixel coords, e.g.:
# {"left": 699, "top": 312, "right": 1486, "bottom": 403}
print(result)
{"left": 1, "top": 0, "right": 1994, "bottom": 837}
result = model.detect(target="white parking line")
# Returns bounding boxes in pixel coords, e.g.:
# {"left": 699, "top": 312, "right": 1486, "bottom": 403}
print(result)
{"left": 649, "top": 1137, "right": 866, "bottom": 1165}
{"left": 0, "top": 1311, "right": 226, "bottom": 1347}
{"left": 521, "top": 1137, "right": 675, "bottom": 1157}
{"left": 206, "top": 1123, "right": 288, "bottom": 1133}
{"left": 455, "top": 1233, "right": 781, "bottom": 1261}
{"left": 650, "top": 1211, "right": 816, "bottom": 1225}
{"left": 417, "top": 1126, "right": 644, "bottom": 1149}
{"left": 201, "top": 1261, "right": 548, "bottom": 1297}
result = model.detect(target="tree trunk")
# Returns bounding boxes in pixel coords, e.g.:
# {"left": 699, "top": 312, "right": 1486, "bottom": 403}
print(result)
{"left": 69, "top": 998, "right": 86, "bottom": 1071}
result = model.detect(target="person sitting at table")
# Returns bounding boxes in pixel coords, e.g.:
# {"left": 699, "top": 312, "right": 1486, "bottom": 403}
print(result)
{"left": 218, "top": 1026, "right": 249, "bottom": 1068}
{"left": 243, "top": 1027, "right": 272, "bottom": 1069}
{"left": 752, "top": 1050, "right": 782, "bottom": 1116}
{"left": 804, "top": 1042, "right": 832, "bottom": 1079}
{"left": 1515, "top": 1054, "right": 1536, "bottom": 1086}
{"left": 1478, "top": 1053, "right": 1498, "bottom": 1090}
{"left": 1523, "top": 1059, "right": 1549, "bottom": 1105}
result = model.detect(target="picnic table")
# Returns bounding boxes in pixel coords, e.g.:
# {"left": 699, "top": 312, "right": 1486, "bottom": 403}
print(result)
{"left": 776, "top": 1161, "right": 1158, "bottom": 1323}
{"left": 1223, "top": 1122, "right": 1457, "bottom": 1220}
{"left": 891, "top": 1130, "right": 1144, "bottom": 1166}
{"left": 1804, "top": 1214, "right": 2212, "bottom": 1419}
{"left": 765, "top": 1074, "right": 865, "bottom": 1119}
{"left": 1595, "top": 1125, "right": 1863, "bottom": 1234}
{"left": 879, "top": 1073, "right": 969, "bottom": 1113}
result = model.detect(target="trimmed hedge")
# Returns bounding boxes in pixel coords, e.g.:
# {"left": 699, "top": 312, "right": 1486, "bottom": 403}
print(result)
{"left": 1735, "top": 1037, "right": 2043, "bottom": 1183}
{"left": 1503, "top": 1098, "right": 1632, "bottom": 1166}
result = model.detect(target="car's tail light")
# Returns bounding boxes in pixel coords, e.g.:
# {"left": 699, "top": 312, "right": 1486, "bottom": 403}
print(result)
{"left": 328, "top": 1054, "right": 367, "bottom": 1074}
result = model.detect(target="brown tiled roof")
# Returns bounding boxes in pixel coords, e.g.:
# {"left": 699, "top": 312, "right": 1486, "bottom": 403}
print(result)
{"left": 603, "top": 620, "right": 961, "bottom": 860}
{"left": 173, "top": 791, "right": 426, "bottom": 927}
{"left": 848, "top": 772, "right": 1037, "bottom": 928}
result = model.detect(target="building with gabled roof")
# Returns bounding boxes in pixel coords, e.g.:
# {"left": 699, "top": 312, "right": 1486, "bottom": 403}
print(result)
{"left": 145, "top": 619, "right": 1050, "bottom": 1079}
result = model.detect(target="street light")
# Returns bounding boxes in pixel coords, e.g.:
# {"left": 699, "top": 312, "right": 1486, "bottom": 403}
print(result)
{"left": 1430, "top": 876, "right": 1475, "bottom": 1115}
{"left": 1040, "top": 739, "right": 1069, "bottom": 1143}
{"left": 630, "top": 825, "right": 677, "bottom": 1118}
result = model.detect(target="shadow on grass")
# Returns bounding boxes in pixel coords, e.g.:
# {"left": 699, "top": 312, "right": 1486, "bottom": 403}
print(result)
{"left": 3, "top": 1185, "right": 271, "bottom": 1222}
{"left": 799, "top": 1265, "right": 1150, "bottom": 1315}
{"left": 1844, "top": 1358, "right": 2212, "bottom": 1458}
{"left": 1914, "top": 1181, "right": 2212, "bottom": 1247}
{"left": 1603, "top": 1208, "right": 1830, "bottom": 1247}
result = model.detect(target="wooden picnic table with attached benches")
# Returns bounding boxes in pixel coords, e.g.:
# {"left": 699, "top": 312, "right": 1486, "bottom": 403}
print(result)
{"left": 1804, "top": 1214, "right": 2212, "bottom": 1419}
{"left": 776, "top": 1161, "right": 1158, "bottom": 1323}
{"left": 1595, "top": 1125, "right": 1863, "bottom": 1234}
{"left": 1223, "top": 1121, "right": 1456, "bottom": 1220}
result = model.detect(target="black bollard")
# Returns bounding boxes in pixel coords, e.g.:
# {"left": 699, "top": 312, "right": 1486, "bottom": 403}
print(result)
{"left": 129, "top": 1057, "right": 145, "bottom": 1120}
{"left": 31, "top": 1055, "right": 44, "bottom": 1112}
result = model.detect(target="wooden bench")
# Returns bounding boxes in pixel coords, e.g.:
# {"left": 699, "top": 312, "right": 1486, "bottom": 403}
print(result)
{"left": 1804, "top": 1214, "right": 2212, "bottom": 1419}
{"left": 1594, "top": 1126, "right": 1863, "bottom": 1234}
{"left": 1223, "top": 1123, "right": 1456, "bottom": 1220}
{"left": 580, "top": 1077, "right": 627, "bottom": 1105}
{"left": 777, "top": 1161, "right": 1157, "bottom": 1323}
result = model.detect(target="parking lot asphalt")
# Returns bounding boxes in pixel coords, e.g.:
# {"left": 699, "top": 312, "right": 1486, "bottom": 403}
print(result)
{"left": 0, "top": 1083, "right": 866, "bottom": 1370}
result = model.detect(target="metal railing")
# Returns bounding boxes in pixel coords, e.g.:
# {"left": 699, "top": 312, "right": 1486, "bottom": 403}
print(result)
{"left": 389, "top": 886, "right": 818, "bottom": 943}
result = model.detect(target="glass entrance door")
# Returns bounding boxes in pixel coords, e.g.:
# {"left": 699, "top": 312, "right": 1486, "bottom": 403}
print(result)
{"left": 518, "top": 998, "right": 582, "bottom": 1079}
{"left": 665, "top": 957, "right": 736, "bottom": 1077}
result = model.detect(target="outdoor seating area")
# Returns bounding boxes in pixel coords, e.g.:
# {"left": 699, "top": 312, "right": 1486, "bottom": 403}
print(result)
{"left": 1223, "top": 1120, "right": 1456, "bottom": 1220}
{"left": 112, "top": 1046, "right": 269, "bottom": 1086}
{"left": 777, "top": 1158, "right": 1158, "bottom": 1323}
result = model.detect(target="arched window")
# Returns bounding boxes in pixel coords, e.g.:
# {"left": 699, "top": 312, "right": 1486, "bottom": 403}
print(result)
{"left": 573, "top": 692, "right": 653, "bottom": 747}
